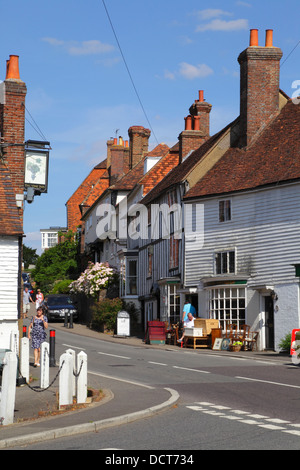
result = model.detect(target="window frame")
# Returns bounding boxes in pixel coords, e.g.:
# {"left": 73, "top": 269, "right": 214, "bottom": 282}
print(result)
{"left": 219, "top": 199, "right": 232, "bottom": 223}
{"left": 125, "top": 258, "right": 138, "bottom": 296}
{"left": 208, "top": 286, "right": 246, "bottom": 330}
{"left": 215, "top": 250, "right": 236, "bottom": 275}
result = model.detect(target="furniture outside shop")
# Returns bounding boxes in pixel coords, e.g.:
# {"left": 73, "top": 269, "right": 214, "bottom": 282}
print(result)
{"left": 164, "top": 319, "right": 259, "bottom": 351}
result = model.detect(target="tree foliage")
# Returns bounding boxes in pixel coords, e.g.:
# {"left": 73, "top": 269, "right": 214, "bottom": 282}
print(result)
{"left": 23, "top": 244, "right": 39, "bottom": 269}
{"left": 31, "top": 231, "right": 79, "bottom": 294}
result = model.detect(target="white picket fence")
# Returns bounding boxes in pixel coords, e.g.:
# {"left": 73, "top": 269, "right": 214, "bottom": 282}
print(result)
{"left": 0, "top": 337, "right": 88, "bottom": 425}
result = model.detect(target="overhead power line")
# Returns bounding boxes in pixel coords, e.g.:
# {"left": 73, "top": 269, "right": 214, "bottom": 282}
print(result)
{"left": 101, "top": 0, "right": 159, "bottom": 145}
{"left": 281, "top": 39, "right": 300, "bottom": 67}
{"left": 25, "top": 105, "right": 48, "bottom": 142}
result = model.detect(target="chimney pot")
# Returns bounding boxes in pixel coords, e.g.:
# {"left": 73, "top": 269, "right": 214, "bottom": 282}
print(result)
{"left": 185, "top": 115, "right": 193, "bottom": 131}
{"left": 6, "top": 55, "right": 20, "bottom": 80}
{"left": 193, "top": 115, "right": 200, "bottom": 131}
{"left": 249, "top": 29, "right": 259, "bottom": 47}
{"left": 265, "top": 29, "right": 273, "bottom": 47}
{"left": 199, "top": 90, "right": 204, "bottom": 102}
{"left": 113, "top": 137, "right": 118, "bottom": 145}
{"left": 119, "top": 136, "right": 123, "bottom": 146}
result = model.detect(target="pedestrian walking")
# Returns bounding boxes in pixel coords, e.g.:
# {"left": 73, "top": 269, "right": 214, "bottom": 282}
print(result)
{"left": 28, "top": 307, "right": 48, "bottom": 367}
{"left": 23, "top": 286, "right": 34, "bottom": 319}
{"left": 35, "top": 288, "right": 44, "bottom": 309}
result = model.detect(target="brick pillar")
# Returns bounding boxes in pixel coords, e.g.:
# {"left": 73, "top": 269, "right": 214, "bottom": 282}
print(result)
{"left": 179, "top": 90, "right": 211, "bottom": 161}
{"left": 128, "top": 126, "right": 151, "bottom": 169}
{"left": 0, "top": 55, "right": 27, "bottom": 198}
{"left": 109, "top": 137, "right": 130, "bottom": 185}
{"left": 238, "top": 29, "right": 283, "bottom": 147}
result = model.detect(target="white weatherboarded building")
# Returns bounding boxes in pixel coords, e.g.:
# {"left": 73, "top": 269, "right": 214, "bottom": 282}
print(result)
{"left": 184, "top": 182, "right": 300, "bottom": 351}
{"left": 0, "top": 237, "right": 22, "bottom": 349}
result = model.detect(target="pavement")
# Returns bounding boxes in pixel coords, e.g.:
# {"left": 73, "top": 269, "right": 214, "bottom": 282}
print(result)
{"left": 0, "top": 313, "right": 290, "bottom": 449}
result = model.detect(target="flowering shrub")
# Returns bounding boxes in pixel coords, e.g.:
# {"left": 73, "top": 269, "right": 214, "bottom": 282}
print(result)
{"left": 69, "top": 262, "right": 117, "bottom": 299}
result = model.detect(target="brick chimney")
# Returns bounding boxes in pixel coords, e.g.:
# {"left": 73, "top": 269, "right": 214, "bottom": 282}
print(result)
{"left": 178, "top": 90, "right": 212, "bottom": 162}
{"left": 0, "top": 55, "right": 27, "bottom": 197}
{"left": 128, "top": 126, "right": 151, "bottom": 169}
{"left": 238, "top": 29, "right": 283, "bottom": 147}
{"left": 109, "top": 136, "right": 130, "bottom": 185}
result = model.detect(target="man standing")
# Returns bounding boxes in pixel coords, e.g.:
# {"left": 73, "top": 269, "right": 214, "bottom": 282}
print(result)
{"left": 23, "top": 286, "right": 34, "bottom": 319}
{"left": 182, "top": 299, "right": 196, "bottom": 324}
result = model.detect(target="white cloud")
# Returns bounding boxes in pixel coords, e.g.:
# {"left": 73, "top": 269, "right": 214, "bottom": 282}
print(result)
{"left": 236, "top": 1, "right": 252, "bottom": 7}
{"left": 179, "top": 62, "right": 213, "bottom": 80}
{"left": 164, "top": 70, "right": 176, "bottom": 80}
{"left": 196, "top": 18, "right": 249, "bottom": 32}
{"left": 68, "top": 40, "right": 114, "bottom": 56}
{"left": 196, "top": 9, "right": 232, "bottom": 20}
{"left": 42, "top": 37, "right": 115, "bottom": 56}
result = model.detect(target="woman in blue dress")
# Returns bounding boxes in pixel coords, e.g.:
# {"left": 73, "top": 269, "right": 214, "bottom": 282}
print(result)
{"left": 28, "top": 306, "right": 48, "bottom": 367}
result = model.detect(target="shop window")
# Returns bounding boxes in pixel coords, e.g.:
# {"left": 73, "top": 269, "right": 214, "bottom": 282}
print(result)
{"left": 208, "top": 287, "right": 246, "bottom": 330}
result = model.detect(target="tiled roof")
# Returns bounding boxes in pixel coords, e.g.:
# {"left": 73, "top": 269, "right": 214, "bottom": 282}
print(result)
{"left": 66, "top": 159, "right": 108, "bottom": 231}
{"left": 141, "top": 125, "right": 231, "bottom": 205}
{"left": 80, "top": 173, "right": 110, "bottom": 210}
{"left": 110, "top": 159, "right": 145, "bottom": 191}
{"left": 184, "top": 99, "right": 300, "bottom": 199}
{"left": 0, "top": 164, "right": 23, "bottom": 235}
{"left": 111, "top": 143, "right": 171, "bottom": 192}
{"left": 139, "top": 145, "right": 179, "bottom": 197}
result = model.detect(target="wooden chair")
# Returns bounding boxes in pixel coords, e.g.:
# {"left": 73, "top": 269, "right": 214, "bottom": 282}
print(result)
{"left": 245, "top": 331, "right": 259, "bottom": 351}
{"left": 237, "top": 324, "right": 250, "bottom": 348}
{"left": 165, "top": 322, "right": 179, "bottom": 345}
{"left": 225, "top": 324, "right": 237, "bottom": 341}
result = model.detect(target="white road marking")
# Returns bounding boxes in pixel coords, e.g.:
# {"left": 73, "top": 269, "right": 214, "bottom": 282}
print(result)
{"left": 88, "top": 370, "right": 155, "bottom": 389}
{"left": 173, "top": 366, "right": 210, "bottom": 374}
{"left": 235, "top": 376, "right": 300, "bottom": 389}
{"left": 97, "top": 352, "right": 131, "bottom": 360}
{"left": 186, "top": 401, "right": 300, "bottom": 437}
{"left": 148, "top": 361, "right": 168, "bottom": 366}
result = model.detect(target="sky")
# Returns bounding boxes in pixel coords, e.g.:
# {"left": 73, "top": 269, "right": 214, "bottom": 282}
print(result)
{"left": 1, "top": 0, "right": 299, "bottom": 254}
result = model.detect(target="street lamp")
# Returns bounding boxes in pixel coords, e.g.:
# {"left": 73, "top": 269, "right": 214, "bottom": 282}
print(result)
{"left": 24, "top": 140, "right": 50, "bottom": 203}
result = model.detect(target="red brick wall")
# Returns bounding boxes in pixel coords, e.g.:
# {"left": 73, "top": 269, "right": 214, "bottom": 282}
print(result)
{"left": 110, "top": 145, "right": 130, "bottom": 185}
{"left": 238, "top": 46, "right": 283, "bottom": 147}
{"left": 128, "top": 126, "right": 151, "bottom": 168}
{"left": 179, "top": 130, "right": 208, "bottom": 161}
{"left": 0, "top": 79, "right": 27, "bottom": 197}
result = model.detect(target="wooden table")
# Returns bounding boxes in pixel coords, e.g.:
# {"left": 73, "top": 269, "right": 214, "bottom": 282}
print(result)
{"left": 184, "top": 335, "right": 210, "bottom": 349}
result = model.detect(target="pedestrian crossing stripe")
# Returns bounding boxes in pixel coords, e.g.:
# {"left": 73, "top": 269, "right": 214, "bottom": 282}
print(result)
{"left": 186, "top": 402, "right": 300, "bottom": 436}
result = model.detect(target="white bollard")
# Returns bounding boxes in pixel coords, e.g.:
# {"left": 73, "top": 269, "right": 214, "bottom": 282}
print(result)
{"left": 40, "top": 342, "right": 49, "bottom": 389}
{"left": 20, "top": 337, "right": 30, "bottom": 383}
{"left": 10, "top": 331, "right": 19, "bottom": 355}
{"left": 77, "top": 351, "right": 87, "bottom": 404}
{"left": 66, "top": 348, "right": 76, "bottom": 396}
{"left": 0, "top": 352, "right": 17, "bottom": 425}
{"left": 59, "top": 352, "right": 73, "bottom": 408}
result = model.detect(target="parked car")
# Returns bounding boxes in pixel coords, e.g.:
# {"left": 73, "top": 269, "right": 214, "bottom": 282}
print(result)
{"left": 44, "top": 294, "right": 78, "bottom": 321}
{"left": 22, "top": 272, "right": 30, "bottom": 283}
